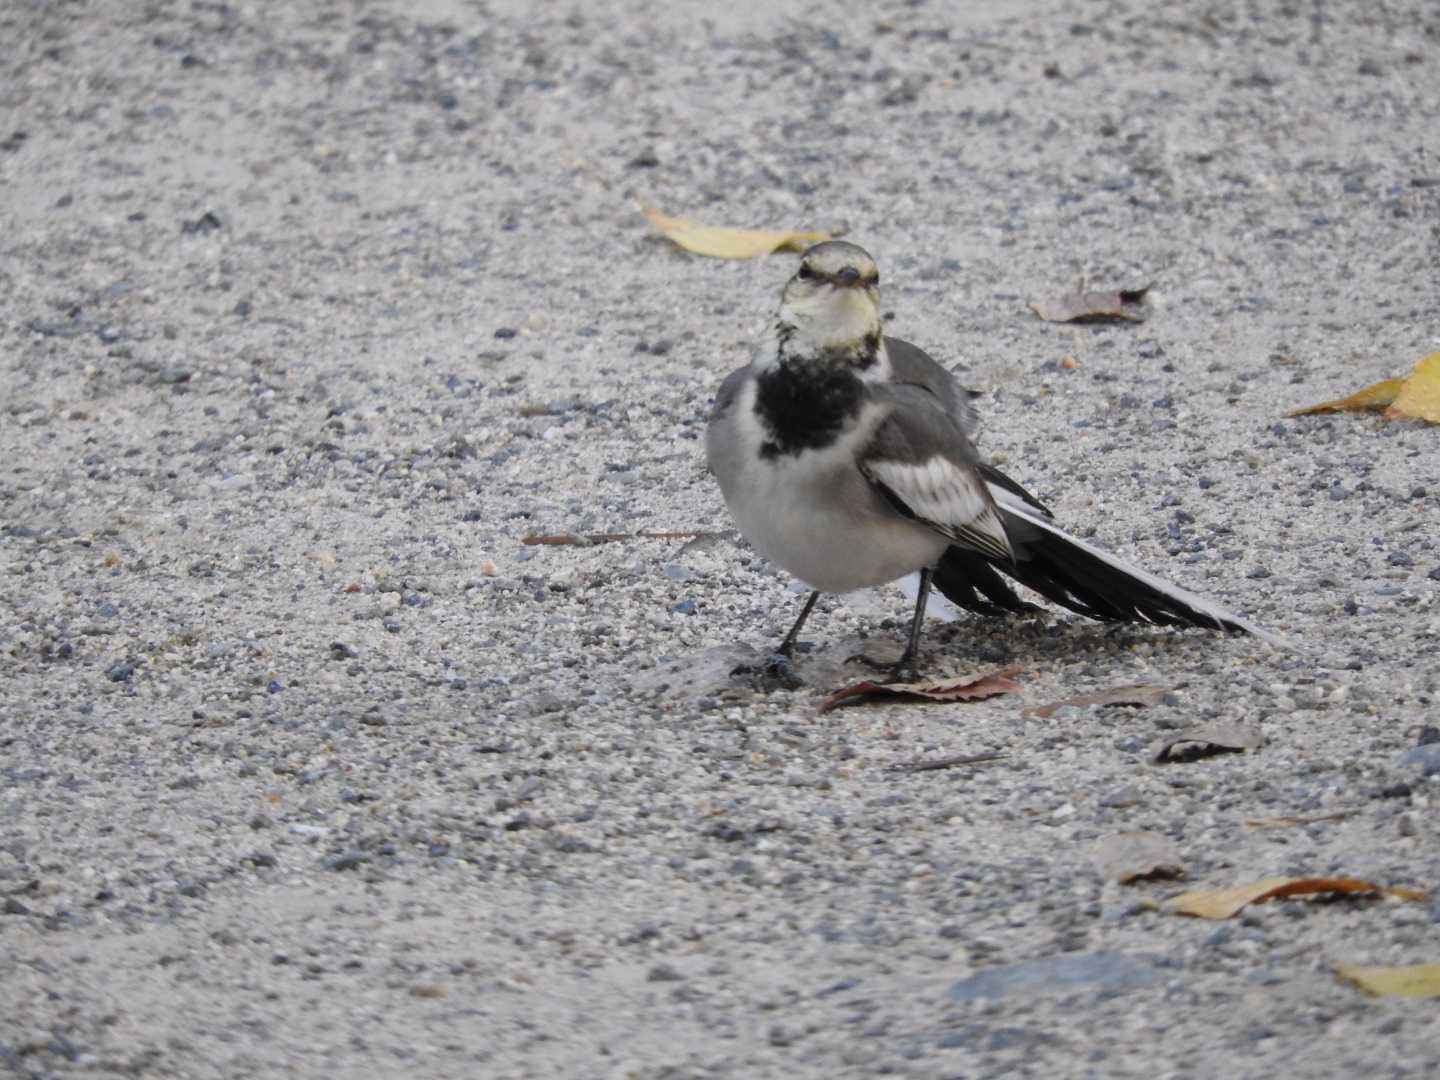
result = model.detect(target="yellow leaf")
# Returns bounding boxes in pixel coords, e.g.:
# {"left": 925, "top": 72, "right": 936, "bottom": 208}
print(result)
{"left": 1386, "top": 351, "right": 1440, "bottom": 422}
{"left": 1165, "top": 877, "right": 1426, "bottom": 919}
{"left": 1335, "top": 962, "right": 1440, "bottom": 999}
{"left": 1288, "top": 378, "right": 1404, "bottom": 416}
{"left": 642, "top": 208, "right": 832, "bottom": 259}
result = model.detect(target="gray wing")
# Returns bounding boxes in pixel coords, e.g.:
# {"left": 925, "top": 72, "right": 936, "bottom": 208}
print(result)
{"left": 710, "top": 366, "right": 749, "bottom": 422}
{"left": 860, "top": 383, "right": 1013, "bottom": 562}
{"left": 884, "top": 336, "right": 981, "bottom": 436}
{"left": 705, "top": 366, "right": 751, "bottom": 481}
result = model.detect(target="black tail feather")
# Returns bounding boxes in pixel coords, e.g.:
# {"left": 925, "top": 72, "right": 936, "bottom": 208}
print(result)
{"left": 933, "top": 507, "right": 1260, "bottom": 636}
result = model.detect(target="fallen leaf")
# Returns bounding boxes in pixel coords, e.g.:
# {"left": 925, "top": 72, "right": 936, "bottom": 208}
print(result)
{"left": 1335, "top": 962, "right": 1440, "bottom": 999}
{"left": 1386, "top": 351, "right": 1440, "bottom": 422}
{"left": 1288, "top": 352, "right": 1440, "bottom": 423}
{"left": 522, "top": 530, "right": 724, "bottom": 546}
{"left": 1151, "top": 722, "right": 1263, "bottom": 763}
{"left": 1166, "top": 877, "right": 1426, "bottom": 919}
{"left": 1029, "top": 286, "right": 1150, "bottom": 324}
{"left": 1091, "top": 831, "right": 1185, "bottom": 884}
{"left": 818, "top": 668, "right": 1022, "bottom": 714}
{"left": 642, "top": 208, "right": 832, "bottom": 259}
{"left": 1286, "top": 377, "right": 1404, "bottom": 416}
{"left": 1243, "top": 811, "right": 1351, "bottom": 830}
{"left": 1026, "top": 684, "right": 1167, "bottom": 719}
{"left": 887, "top": 751, "right": 1007, "bottom": 773}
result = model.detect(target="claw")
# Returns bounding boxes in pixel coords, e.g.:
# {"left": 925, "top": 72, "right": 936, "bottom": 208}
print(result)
{"left": 731, "top": 652, "right": 804, "bottom": 691}
{"left": 845, "top": 651, "right": 920, "bottom": 684}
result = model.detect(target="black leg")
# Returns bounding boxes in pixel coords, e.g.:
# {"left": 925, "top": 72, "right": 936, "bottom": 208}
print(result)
{"left": 730, "top": 590, "right": 819, "bottom": 691}
{"left": 776, "top": 590, "right": 821, "bottom": 656}
{"left": 895, "top": 566, "right": 933, "bottom": 670}
{"left": 848, "top": 567, "right": 932, "bottom": 681}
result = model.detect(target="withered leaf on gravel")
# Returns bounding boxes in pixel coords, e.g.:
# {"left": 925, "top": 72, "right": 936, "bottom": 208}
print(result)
{"left": 1091, "top": 831, "right": 1185, "bottom": 884}
{"left": 642, "top": 208, "right": 833, "bottom": 259}
{"left": 1287, "top": 377, "right": 1404, "bottom": 416}
{"left": 1288, "top": 352, "right": 1440, "bottom": 423}
{"left": 1166, "top": 877, "right": 1427, "bottom": 920}
{"left": 1026, "top": 684, "right": 1168, "bottom": 719}
{"left": 1029, "top": 286, "right": 1150, "bottom": 324}
{"left": 818, "top": 668, "right": 1022, "bottom": 714}
{"left": 1388, "top": 351, "right": 1440, "bottom": 422}
{"left": 1243, "top": 811, "right": 1351, "bottom": 830}
{"left": 522, "top": 530, "right": 724, "bottom": 546}
{"left": 1335, "top": 962, "right": 1440, "bottom": 999}
{"left": 1151, "top": 722, "right": 1263, "bottom": 763}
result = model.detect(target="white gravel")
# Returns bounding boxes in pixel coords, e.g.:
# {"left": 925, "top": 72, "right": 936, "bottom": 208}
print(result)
{"left": 2, "top": 1, "right": 1438, "bottom": 1077}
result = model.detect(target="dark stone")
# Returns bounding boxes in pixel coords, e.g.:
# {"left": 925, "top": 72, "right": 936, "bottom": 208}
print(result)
{"left": 948, "top": 952, "right": 1161, "bottom": 1001}
{"left": 105, "top": 661, "right": 135, "bottom": 682}
{"left": 1398, "top": 744, "right": 1440, "bottom": 776}
{"left": 323, "top": 850, "right": 369, "bottom": 871}
{"left": 181, "top": 210, "right": 223, "bottom": 235}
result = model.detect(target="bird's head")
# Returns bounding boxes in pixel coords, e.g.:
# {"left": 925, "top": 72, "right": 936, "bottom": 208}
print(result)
{"left": 775, "top": 241, "right": 885, "bottom": 374}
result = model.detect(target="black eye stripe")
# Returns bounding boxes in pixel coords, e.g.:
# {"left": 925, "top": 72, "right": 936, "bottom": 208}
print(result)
{"left": 797, "top": 264, "right": 816, "bottom": 280}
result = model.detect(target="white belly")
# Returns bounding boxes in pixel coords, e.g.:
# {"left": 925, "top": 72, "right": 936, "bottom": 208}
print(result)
{"left": 711, "top": 384, "right": 948, "bottom": 592}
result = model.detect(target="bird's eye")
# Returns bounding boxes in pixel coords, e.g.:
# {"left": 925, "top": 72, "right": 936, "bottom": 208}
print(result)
{"left": 797, "top": 263, "right": 816, "bottom": 281}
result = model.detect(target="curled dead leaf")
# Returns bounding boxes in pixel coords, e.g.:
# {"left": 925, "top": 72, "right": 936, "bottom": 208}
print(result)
{"left": 1335, "top": 962, "right": 1440, "bottom": 999}
{"left": 818, "top": 668, "right": 1022, "bottom": 714}
{"left": 1026, "top": 684, "right": 1167, "bottom": 719}
{"left": 1091, "top": 831, "right": 1185, "bottom": 884}
{"left": 1151, "top": 722, "right": 1262, "bottom": 763}
{"left": 642, "top": 208, "right": 833, "bottom": 259}
{"left": 1166, "top": 877, "right": 1426, "bottom": 919}
{"left": 1029, "top": 286, "right": 1150, "bottom": 324}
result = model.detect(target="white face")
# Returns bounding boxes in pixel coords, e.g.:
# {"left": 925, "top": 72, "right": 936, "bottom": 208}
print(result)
{"left": 781, "top": 279, "right": 880, "bottom": 346}
{"left": 772, "top": 242, "right": 884, "bottom": 365}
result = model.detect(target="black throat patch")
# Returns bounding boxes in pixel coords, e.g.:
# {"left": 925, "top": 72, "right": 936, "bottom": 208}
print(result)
{"left": 753, "top": 357, "right": 866, "bottom": 458}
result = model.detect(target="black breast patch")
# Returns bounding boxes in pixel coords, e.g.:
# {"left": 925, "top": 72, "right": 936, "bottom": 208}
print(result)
{"left": 754, "top": 361, "right": 865, "bottom": 458}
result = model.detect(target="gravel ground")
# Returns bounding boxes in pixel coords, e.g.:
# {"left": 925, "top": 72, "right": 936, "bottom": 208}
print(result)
{"left": 3, "top": 1, "right": 1439, "bottom": 1077}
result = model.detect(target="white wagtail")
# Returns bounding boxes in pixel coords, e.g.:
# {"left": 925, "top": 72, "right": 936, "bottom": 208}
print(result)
{"left": 706, "top": 240, "right": 1282, "bottom": 677}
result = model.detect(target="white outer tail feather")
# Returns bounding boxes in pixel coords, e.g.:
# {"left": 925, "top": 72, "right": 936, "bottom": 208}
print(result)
{"left": 897, "top": 484, "right": 1292, "bottom": 650}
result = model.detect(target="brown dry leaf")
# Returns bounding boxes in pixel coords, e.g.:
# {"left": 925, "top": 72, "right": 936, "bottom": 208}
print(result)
{"left": 1091, "top": 831, "right": 1185, "bottom": 884}
{"left": 1386, "top": 351, "right": 1440, "bottom": 422}
{"left": 1151, "top": 722, "right": 1263, "bottom": 763}
{"left": 818, "top": 668, "right": 1022, "bottom": 714}
{"left": 887, "top": 751, "right": 1007, "bottom": 774}
{"left": 1166, "top": 877, "right": 1427, "bottom": 919}
{"left": 1243, "top": 811, "right": 1351, "bottom": 830}
{"left": 1029, "top": 286, "right": 1150, "bottom": 324}
{"left": 1026, "top": 684, "right": 1167, "bottom": 719}
{"left": 522, "top": 530, "right": 724, "bottom": 546}
{"left": 1335, "top": 962, "right": 1440, "bottom": 999}
{"left": 1287, "top": 377, "right": 1404, "bottom": 416}
{"left": 642, "top": 208, "right": 832, "bottom": 259}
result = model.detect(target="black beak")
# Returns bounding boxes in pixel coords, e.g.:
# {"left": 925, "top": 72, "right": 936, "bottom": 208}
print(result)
{"left": 835, "top": 266, "right": 861, "bottom": 287}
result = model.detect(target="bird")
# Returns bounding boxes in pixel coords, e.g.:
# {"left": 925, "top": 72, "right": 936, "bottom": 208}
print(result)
{"left": 705, "top": 240, "right": 1283, "bottom": 678}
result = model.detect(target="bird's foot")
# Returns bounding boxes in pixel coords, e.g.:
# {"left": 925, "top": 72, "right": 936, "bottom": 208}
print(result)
{"left": 845, "top": 651, "right": 921, "bottom": 685}
{"left": 730, "top": 652, "right": 804, "bottom": 692}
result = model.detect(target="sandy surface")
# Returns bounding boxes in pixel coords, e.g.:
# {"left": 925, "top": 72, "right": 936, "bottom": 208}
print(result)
{"left": 3, "top": 0, "right": 1439, "bottom": 1077}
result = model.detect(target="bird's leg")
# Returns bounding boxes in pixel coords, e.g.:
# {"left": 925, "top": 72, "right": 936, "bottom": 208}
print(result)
{"left": 730, "top": 590, "right": 819, "bottom": 688}
{"left": 775, "top": 590, "right": 821, "bottom": 657}
{"left": 848, "top": 567, "right": 932, "bottom": 682}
